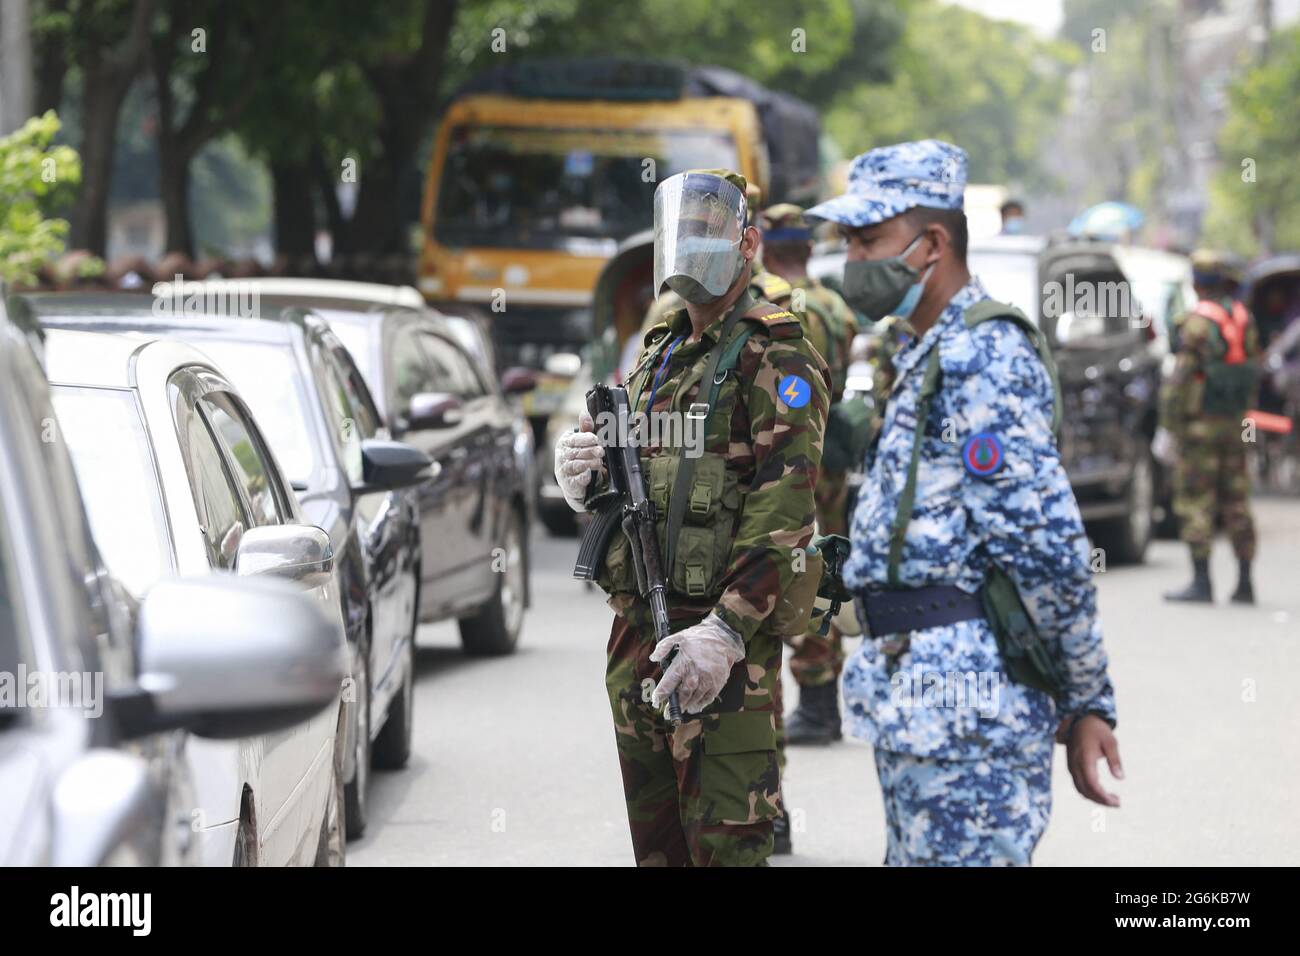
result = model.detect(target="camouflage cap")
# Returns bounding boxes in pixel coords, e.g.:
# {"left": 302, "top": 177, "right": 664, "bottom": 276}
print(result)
{"left": 806, "top": 139, "right": 967, "bottom": 228}
{"left": 688, "top": 168, "right": 749, "bottom": 199}
{"left": 759, "top": 203, "right": 812, "bottom": 241}
{"left": 1190, "top": 248, "right": 1243, "bottom": 284}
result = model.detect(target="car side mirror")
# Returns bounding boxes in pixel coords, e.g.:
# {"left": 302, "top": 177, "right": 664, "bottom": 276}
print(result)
{"left": 235, "top": 524, "right": 333, "bottom": 588}
{"left": 119, "top": 575, "right": 345, "bottom": 741}
{"left": 500, "top": 366, "right": 539, "bottom": 394}
{"left": 357, "top": 438, "right": 434, "bottom": 492}
{"left": 406, "top": 391, "right": 462, "bottom": 430}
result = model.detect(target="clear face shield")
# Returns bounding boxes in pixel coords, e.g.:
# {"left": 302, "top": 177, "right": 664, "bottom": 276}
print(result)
{"left": 653, "top": 172, "right": 747, "bottom": 305}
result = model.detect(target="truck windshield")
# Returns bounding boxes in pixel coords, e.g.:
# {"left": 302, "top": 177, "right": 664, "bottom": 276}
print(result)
{"left": 434, "top": 125, "right": 739, "bottom": 252}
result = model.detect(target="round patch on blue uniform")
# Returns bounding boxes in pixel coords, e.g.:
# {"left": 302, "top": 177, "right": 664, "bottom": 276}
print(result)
{"left": 777, "top": 374, "right": 811, "bottom": 409}
{"left": 962, "top": 432, "right": 1004, "bottom": 478}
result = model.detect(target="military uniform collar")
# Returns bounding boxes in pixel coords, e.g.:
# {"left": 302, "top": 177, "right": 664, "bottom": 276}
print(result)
{"left": 891, "top": 276, "right": 989, "bottom": 379}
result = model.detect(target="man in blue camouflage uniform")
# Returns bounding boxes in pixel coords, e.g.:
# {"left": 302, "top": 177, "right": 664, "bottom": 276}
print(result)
{"left": 807, "top": 140, "right": 1124, "bottom": 866}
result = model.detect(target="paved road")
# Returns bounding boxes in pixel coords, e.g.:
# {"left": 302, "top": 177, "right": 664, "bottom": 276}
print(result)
{"left": 351, "top": 497, "right": 1300, "bottom": 866}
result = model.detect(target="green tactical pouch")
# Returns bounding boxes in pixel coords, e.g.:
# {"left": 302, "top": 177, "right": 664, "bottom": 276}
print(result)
{"left": 823, "top": 397, "right": 873, "bottom": 473}
{"left": 597, "top": 528, "right": 637, "bottom": 596}
{"left": 980, "top": 565, "right": 1068, "bottom": 700}
{"left": 765, "top": 546, "right": 824, "bottom": 639}
{"left": 1201, "top": 361, "right": 1258, "bottom": 417}
{"left": 647, "top": 452, "right": 738, "bottom": 602}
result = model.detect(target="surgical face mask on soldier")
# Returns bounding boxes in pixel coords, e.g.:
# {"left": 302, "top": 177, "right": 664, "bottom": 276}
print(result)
{"left": 659, "top": 237, "right": 744, "bottom": 304}
{"left": 842, "top": 231, "right": 934, "bottom": 322}
{"left": 664, "top": 241, "right": 744, "bottom": 304}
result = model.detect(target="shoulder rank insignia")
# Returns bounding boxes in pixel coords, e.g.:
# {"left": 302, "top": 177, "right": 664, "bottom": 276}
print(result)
{"left": 962, "top": 432, "right": 1004, "bottom": 478}
{"left": 745, "top": 305, "right": 803, "bottom": 340}
{"left": 753, "top": 270, "right": 792, "bottom": 303}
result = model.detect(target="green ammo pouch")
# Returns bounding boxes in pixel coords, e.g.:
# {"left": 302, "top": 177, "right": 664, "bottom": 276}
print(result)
{"left": 823, "top": 396, "right": 873, "bottom": 473}
{"left": 980, "top": 564, "right": 1068, "bottom": 700}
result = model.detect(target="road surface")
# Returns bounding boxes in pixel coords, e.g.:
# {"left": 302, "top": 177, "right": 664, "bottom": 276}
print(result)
{"left": 352, "top": 496, "right": 1300, "bottom": 866}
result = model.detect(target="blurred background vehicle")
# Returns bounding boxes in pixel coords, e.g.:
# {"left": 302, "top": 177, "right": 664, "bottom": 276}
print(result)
{"left": 7, "top": 300, "right": 349, "bottom": 866}
{"left": 31, "top": 294, "right": 429, "bottom": 843}
{"left": 810, "top": 233, "right": 1174, "bottom": 563}
{"left": 190, "top": 278, "right": 537, "bottom": 657}
{"left": 420, "top": 57, "right": 822, "bottom": 441}
{"left": 537, "top": 229, "right": 656, "bottom": 536}
{"left": 1246, "top": 255, "right": 1300, "bottom": 494}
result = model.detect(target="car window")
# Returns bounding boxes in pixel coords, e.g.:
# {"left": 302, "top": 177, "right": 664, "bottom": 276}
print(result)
{"left": 191, "top": 339, "right": 319, "bottom": 488}
{"left": 200, "top": 391, "right": 289, "bottom": 526}
{"left": 391, "top": 324, "right": 438, "bottom": 407}
{"left": 421, "top": 331, "right": 484, "bottom": 398}
{"left": 179, "top": 400, "right": 249, "bottom": 570}
{"left": 50, "top": 386, "right": 173, "bottom": 598}
{"left": 325, "top": 318, "right": 374, "bottom": 386}
{"left": 326, "top": 344, "right": 382, "bottom": 440}
{"left": 313, "top": 342, "right": 366, "bottom": 485}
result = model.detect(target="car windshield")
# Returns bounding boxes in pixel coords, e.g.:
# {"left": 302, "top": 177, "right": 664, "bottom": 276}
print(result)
{"left": 49, "top": 386, "right": 171, "bottom": 599}
{"left": 191, "top": 340, "right": 319, "bottom": 488}
{"left": 969, "top": 250, "right": 1041, "bottom": 325}
{"left": 435, "top": 125, "right": 739, "bottom": 251}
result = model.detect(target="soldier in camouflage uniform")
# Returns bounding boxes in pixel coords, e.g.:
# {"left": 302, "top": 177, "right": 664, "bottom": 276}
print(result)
{"left": 556, "top": 169, "right": 830, "bottom": 866}
{"left": 808, "top": 140, "right": 1121, "bottom": 866}
{"left": 758, "top": 203, "right": 861, "bottom": 748}
{"left": 1159, "top": 250, "right": 1259, "bottom": 604}
{"left": 863, "top": 313, "right": 914, "bottom": 441}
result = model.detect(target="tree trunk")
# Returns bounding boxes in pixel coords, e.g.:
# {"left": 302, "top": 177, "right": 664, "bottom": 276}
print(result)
{"left": 70, "top": 79, "right": 131, "bottom": 254}
{"left": 272, "top": 158, "right": 317, "bottom": 259}
{"left": 158, "top": 148, "right": 193, "bottom": 255}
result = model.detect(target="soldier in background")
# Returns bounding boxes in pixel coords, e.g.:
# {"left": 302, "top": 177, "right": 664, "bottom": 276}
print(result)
{"left": 759, "top": 203, "right": 859, "bottom": 749}
{"left": 1158, "top": 250, "right": 1260, "bottom": 604}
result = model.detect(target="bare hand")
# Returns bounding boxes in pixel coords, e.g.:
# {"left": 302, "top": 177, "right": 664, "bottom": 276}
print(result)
{"left": 1066, "top": 715, "right": 1123, "bottom": 807}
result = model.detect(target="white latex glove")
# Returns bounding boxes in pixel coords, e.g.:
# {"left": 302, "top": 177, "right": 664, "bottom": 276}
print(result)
{"left": 553, "top": 412, "right": 603, "bottom": 512}
{"left": 1152, "top": 426, "right": 1177, "bottom": 467}
{"left": 649, "top": 613, "right": 745, "bottom": 714}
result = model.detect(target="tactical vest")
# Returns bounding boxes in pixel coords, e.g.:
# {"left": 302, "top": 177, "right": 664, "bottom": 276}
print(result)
{"left": 1193, "top": 298, "right": 1258, "bottom": 416}
{"left": 599, "top": 293, "right": 822, "bottom": 636}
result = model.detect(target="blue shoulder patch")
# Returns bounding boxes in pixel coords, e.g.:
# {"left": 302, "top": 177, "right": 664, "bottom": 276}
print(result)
{"left": 962, "top": 432, "right": 1004, "bottom": 478}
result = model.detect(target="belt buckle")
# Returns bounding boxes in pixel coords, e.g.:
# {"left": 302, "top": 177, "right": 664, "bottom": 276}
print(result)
{"left": 686, "top": 402, "right": 708, "bottom": 421}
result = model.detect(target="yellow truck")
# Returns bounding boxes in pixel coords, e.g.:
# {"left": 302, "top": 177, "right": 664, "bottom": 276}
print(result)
{"left": 418, "top": 58, "right": 820, "bottom": 423}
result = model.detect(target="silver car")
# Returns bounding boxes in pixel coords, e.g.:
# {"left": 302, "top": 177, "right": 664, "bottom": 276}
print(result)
{"left": 0, "top": 292, "right": 345, "bottom": 866}
{"left": 36, "top": 323, "right": 352, "bottom": 866}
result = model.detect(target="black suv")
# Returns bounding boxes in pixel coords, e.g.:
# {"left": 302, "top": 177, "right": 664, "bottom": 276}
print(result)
{"left": 969, "top": 235, "right": 1166, "bottom": 563}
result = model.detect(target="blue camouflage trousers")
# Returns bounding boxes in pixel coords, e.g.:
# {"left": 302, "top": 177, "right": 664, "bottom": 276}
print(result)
{"left": 873, "top": 736, "right": 1054, "bottom": 866}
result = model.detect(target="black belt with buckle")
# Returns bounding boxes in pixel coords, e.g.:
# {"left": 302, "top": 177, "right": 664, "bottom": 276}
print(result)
{"left": 861, "top": 584, "right": 985, "bottom": 637}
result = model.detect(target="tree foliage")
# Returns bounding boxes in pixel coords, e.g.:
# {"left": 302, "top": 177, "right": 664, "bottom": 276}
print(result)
{"left": 823, "top": 0, "right": 1077, "bottom": 188}
{"left": 0, "top": 112, "right": 85, "bottom": 285}
{"left": 1204, "top": 25, "right": 1300, "bottom": 256}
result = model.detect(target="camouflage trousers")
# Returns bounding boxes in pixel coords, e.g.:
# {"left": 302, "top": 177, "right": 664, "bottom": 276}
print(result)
{"left": 606, "top": 613, "right": 784, "bottom": 867}
{"left": 1173, "top": 426, "right": 1256, "bottom": 561}
{"left": 874, "top": 736, "right": 1054, "bottom": 866}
